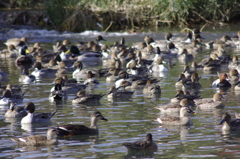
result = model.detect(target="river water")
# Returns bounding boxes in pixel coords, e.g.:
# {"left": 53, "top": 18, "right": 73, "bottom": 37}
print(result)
{"left": 0, "top": 24, "right": 240, "bottom": 158}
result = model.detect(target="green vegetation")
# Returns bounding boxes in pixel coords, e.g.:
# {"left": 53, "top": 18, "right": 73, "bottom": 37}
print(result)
{"left": 0, "top": 0, "right": 240, "bottom": 32}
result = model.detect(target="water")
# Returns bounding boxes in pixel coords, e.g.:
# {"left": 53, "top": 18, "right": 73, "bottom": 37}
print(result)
{"left": 0, "top": 24, "right": 240, "bottom": 158}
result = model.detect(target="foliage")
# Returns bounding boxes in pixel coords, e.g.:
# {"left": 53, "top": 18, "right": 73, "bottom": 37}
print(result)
{"left": 1, "top": 0, "right": 240, "bottom": 32}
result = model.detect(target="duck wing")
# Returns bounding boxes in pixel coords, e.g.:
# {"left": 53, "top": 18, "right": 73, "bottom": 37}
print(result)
{"left": 56, "top": 124, "right": 96, "bottom": 136}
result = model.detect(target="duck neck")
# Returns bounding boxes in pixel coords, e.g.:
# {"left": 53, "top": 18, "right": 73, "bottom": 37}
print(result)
{"left": 22, "top": 113, "right": 34, "bottom": 123}
{"left": 90, "top": 116, "right": 98, "bottom": 129}
{"left": 222, "top": 122, "right": 230, "bottom": 131}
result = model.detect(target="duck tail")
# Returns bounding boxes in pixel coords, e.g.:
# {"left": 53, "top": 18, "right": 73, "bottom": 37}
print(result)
{"left": 51, "top": 109, "right": 58, "bottom": 118}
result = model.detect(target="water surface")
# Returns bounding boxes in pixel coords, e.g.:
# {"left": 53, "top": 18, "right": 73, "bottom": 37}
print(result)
{"left": 0, "top": 25, "right": 240, "bottom": 158}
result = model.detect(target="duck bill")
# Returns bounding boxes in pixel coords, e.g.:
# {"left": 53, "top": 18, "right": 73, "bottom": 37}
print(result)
{"left": 25, "top": 49, "right": 30, "bottom": 54}
{"left": 65, "top": 50, "right": 71, "bottom": 54}
{"left": 100, "top": 115, "right": 108, "bottom": 121}
{"left": 220, "top": 119, "right": 225, "bottom": 125}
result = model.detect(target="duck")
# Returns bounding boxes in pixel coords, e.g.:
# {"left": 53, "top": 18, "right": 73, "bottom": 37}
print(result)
{"left": 148, "top": 56, "right": 168, "bottom": 74}
{"left": 190, "top": 72, "right": 202, "bottom": 90}
{"left": 143, "top": 79, "right": 161, "bottom": 97}
{"left": 0, "top": 44, "right": 18, "bottom": 58}
{"left": 72, "top": 91, "right": 104, "bottom": 105}
{"left": 4, "top": 102, "right": 27, "bottom": 118}
{"left": 105, "top": 67, "right": 122, "bottom": 82}
{"left": 181, "top": 65, "right": 193, "bottom": 80}
{"left": 170, "top": 90, "right": 186, "bottom": 103}
{"left": 228, "top": 55, "right": 240, "bottom": 70}
{"left": 11, "top": 128, "right": 58, "bottom": 146}
{"left": 115, "top": 70, "right": 130, "bottom": 88}
{"left": 122, "top": 133, "right": 158, "bottom": 151}
{"left": 5, "top": 37, "right": 27, "bottom": 47}
{"left": 31, "top": 62, "right": 57, "bottom": 79}
{"left": 49, "top": 82, "right": 67, "bottom": 101}
{"left": 194, "top": 93, "right": 225, "bottom": 109}
{"left": 107, "top": 86, "right": 134, "bottom": 99}
{"left": 175, "top": 73, "right": 192, "bottom": 90}
{"left": 15, "top": 45, "right": 34, "bottom": 66}
{"left": 75, "top": 45, "right": 103, "bottom": 65}
{"left": 0, "top": 83, "right": 23, "bottom": 96}
{"left": 156, "top": 106, "right": 195, "bottom": 126}
{"left": 153, "top": 46, "right": 177, "bottom": 61}
{"left": 212, "top": 73, "right": 231, "bottom": 88}
{"left": 178, "top": 48, "right": 194, "bottom": 64}
{"left": 213, "top": 35, "right": 232, "bottom": 48}
{"left": 61, "top": 75, "right": 86, "bottom": 94}
{"left": 0, "top": 85, "right": 24, "bottom": 105}
{"left": 21, "top": 102, "right": 57, "bottom": 124}
{"left": 19, "top": 69, "right": 36, "bottom": 84}
{"left": 53, "top": 39, "right": 71, "bottom": 52}
{"left": 202, "top": 57, "right": 222, "bottom": 72}
{"left": 55, "top": 62, "right": 69, "bottom": 77}
{"left": 220, "top": 112, "right": 240, "bottom": 131}
{"left": 228, "top": 69, "right": 239, "bottom": 85}
{"left": 155, "top": 98, "right": 195, "bottom": 114}
{"left": 83, "top": 71, "right": 100, "bottom": 85}
{"left": 55, "top": 111, "right": 107, "bottom": 136}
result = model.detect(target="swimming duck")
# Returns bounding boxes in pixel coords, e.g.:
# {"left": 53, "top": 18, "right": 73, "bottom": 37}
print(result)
{"left": 155, "top": 98, "right": 194, "bottom": 114}
{"left": 72, "top": 91, "right": 104, "bottom": 105}
{"left": 107, "top": 86, "right": 134, "bottom": 99}
{"left": 19, "top": 69, "right": 36, "bottom": 84}
{"left": 4, "top": 102, "right": 27, "bottom": 118}
{"left": 170, "top": 90, "right": 186, "bottom": 103}
{"left": 55, "top": 111, "right": 107, "bottom": 136}
{"left": 178, "top": 48, "right": 194, "bottom": 64}
{"left": 148, "top": 56, "right": 168, "bottom": 74}
{"left": 0, "top": 44, "right": 18, "bottom": 58}
{"left": 53, "top": 39, "right": 71, "bottom": 52}
{"left": 122, "top": 133, "right": 158, "bottom": 151}
{"left": 190, "top": 72, "right": 202, "bottom": 90}
{"left": 61, "top": 75, "right": 86, "bottom": 94}
{"left": 228, "top": 55, "right": 240, "bottom": 70}
{"left": 49, "top": 82, "right": 67, "bottom": 101}
{"left": 228, "top": 69, "right": 239, "bottom": 85}
{"left": 5, "top": 37, "right": 27, "bottom": 47}
{"left": 194, "top": 93, "right": 225, "bottom": 109}
{"left": 83, "top": 71, "right": 100, "bottom": 85}
{"left": 156, "top": 106, "right": 195, "bottom": 126}
{"left": 213, "top": 35, "right": 232, "bottom": 48}
{"left": 31, "top": 62, "right": 57, "bottom": 79}
{"left": 76, "top": 45, "right": 103, "bottom": 65}
{"left": 175, "top": 73, "right": 192, "bottom": 90}
{"left": 0, "top": 83, "right": 23, "bottom": 96}
{"left": 21, "top": 102, "right": 57, "bottom": 124}
{"left": 182, "top": 65, "right": 195, "bottom": 79}
{"left": 11, "top": 128, "right": 58, "bottom": 146}
{"left": 0, "top": 85, "right": 24, "bottom": 105}
{"left": 143, "top": 79, "right": 161, "bottom": 97}
{"left": 15, "top": 45, "right": 34, "bottom": 66}
{"left": 220, "top": 112, "right": 240, "bottom": 131}
{"left": 105, "top": 66, "right": 122, "bottom": 82}
{"left": 212, "top": 73, "right": 231, "bottom": 88}
{"left": 115, "top": 70, "right": 130, "bottom": 88}
{"left": 55, "top": 62, "right": 69, "bottom": 77}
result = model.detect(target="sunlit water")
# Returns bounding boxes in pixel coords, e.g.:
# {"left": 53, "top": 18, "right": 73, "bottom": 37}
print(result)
{"left": 0, "top": 24, "right": 240, "bottom": 158}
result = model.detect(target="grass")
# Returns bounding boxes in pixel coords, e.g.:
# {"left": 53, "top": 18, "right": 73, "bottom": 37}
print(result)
{"left": 1, "top": 0, "right": 240, "bottom": 32}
